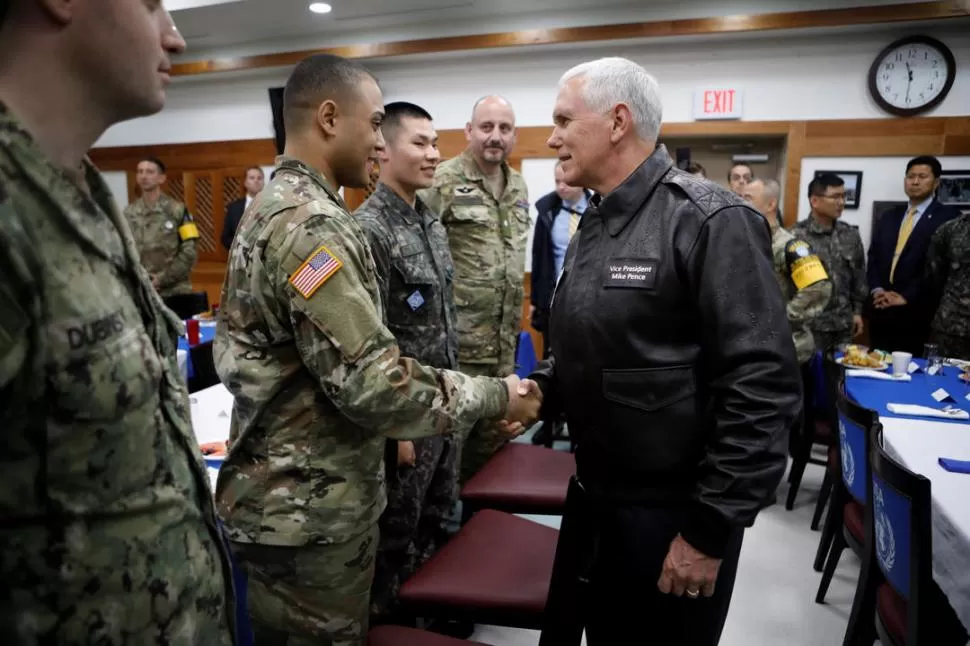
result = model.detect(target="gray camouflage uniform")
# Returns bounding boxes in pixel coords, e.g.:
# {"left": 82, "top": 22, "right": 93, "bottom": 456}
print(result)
{"left": 927, "top": 213, "right": 970, "bottom": 360}
{"left": 355, "top": 181, "right": 461, "bottom": 622}
{"left": 215, "top": 157, "right": 508, "bottom": 646}
{"left": 0, "top": 101, "right": 234, "bottom": 645}
{"left": 791, "top": 215, "right": 867, "bottom": 352}
{"left": 420, "top": 149, "right": 530, "bottom": 483}
{"left": 124, "top": 192, "right": 199, "bottom": 298}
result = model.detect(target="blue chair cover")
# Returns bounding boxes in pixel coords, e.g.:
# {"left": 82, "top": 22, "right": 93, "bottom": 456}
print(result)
{"left": 838, "top": 411, "right": 868, "bottom": 504}
{"left": 872, "top": 472, "right": 913, "bottom": 600}
{"left": 515, "top": 331, "right": 537, "bottom": 379}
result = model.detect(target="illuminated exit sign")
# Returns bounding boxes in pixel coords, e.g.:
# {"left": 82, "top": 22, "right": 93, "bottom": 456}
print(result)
{"left": 694, "top": 88, "right": 743, "bottom": 120}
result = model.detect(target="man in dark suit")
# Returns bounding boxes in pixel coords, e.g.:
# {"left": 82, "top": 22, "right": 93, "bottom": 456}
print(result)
{"left": 220, "top": 166, "right": 264, "bottom": 250}
{"left": 867, "top": 155, "right": 957, "bottom": 355}
{"left": 530, "top": 162, "right": 590, "bottom": 348}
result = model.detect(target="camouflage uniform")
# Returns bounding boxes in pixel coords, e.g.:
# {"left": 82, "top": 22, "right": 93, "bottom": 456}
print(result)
{"left": 927, "top": 213, "right": 970, "bottom": 360}
{"left": 770, "top": 223, "right": 833, "bottom": 364}
{"left": 124, "top": 192, "right": 199, "bottom": 297}
{"left": 0, "top": 102, "right": 234, "bottom": 644}
{"left": 791, "top": 216, "right": 867, "bottom": 352}
{"left": 420, "top": 149, "right": 530, "bottom": 483}
{"left": 355, "top": 182, "right": 461, "bottom": 621}
{"left": 215, "top": 157, "right": 508, "bottom": 646}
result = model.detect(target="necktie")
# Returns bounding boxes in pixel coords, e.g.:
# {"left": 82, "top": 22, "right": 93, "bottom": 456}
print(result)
{"left": 566, "top": 204, "right": 581, "bottom": 239}
{"left": 890, "top": 206, "right": 917, "bottom": 283}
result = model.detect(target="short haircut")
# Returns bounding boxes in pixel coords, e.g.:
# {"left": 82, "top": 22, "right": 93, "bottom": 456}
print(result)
{"left": 808, "top": 173, "right": 844, "bottom": 198}
{"left": 382, "top": 101, "right": 433, "bottom": 144}
{"left": 750, "top": 177, "right": 781, "bottom": 204}
{"left": 906, "top": 155, "right": 942, "bottom": 178}
{"left": 558, "top": 57, "right": 662, "bottom": 142}
{"left": 282, "top": 54, "right": 376, "bottom": 133}
{"left": 687, "top": 161, "right": 706, "bottom": 177}
{"left": 139, "top": 157, "right": 166, "bottom": 174}
{"left": 728, "top": 163, "right": 753, "bottom": 181}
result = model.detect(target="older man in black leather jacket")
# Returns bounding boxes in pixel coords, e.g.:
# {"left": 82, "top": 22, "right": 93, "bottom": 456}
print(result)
{"left": 531, "top": 57, "right": 801, "bottom": 646}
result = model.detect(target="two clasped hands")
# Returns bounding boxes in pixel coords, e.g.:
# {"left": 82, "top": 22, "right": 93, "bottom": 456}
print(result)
{"left": 499, "top": 374, "right": 542, "bottom": 438}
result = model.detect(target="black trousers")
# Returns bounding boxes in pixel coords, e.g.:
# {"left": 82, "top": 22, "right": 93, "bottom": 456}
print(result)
{"left": 585, "top": 504, "right": 744, "bottom": 646}
{"left": 867, "top": 303, "right": 929, "bottom": 356}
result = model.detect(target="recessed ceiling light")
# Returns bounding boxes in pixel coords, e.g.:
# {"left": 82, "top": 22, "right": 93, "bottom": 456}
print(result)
{"left": 308, "top": 2, "right": 332, "bottom": 13}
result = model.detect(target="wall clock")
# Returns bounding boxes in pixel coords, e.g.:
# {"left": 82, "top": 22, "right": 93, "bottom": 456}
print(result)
{"left": 868, "top": 35, "right": 955, "bottom": 117}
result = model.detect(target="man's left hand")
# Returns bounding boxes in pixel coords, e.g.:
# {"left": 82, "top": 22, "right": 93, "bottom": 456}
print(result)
{"left": 852, "top": 314, "right": 865, "bottom": 338}
{"left": 657, "top": 534, "right": 722, "bottom": 599}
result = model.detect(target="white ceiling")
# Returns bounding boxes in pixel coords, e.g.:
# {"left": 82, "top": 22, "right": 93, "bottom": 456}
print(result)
{"left": 169, "top": 0, "right": 941, "bottom": 52}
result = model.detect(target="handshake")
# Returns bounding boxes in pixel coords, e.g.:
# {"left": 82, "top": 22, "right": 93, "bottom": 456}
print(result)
{"left": 499, "top": 374, "right": 543, "bottom": 438}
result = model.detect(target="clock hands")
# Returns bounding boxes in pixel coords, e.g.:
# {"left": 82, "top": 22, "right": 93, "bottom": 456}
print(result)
{"left": 905, "top": 61, "right": 913, "bottom": 103}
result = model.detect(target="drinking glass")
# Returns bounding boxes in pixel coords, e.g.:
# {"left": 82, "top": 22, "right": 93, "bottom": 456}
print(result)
{"left": 924, "top": 343, "right": 943, "bottom": 375}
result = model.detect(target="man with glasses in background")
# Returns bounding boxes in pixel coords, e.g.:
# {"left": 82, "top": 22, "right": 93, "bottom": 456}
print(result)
{"left": 727, "top": 162, "right": 753, "bottom": 196}
{"left": 792, "top": 173, "right": 867, "bottom": 352}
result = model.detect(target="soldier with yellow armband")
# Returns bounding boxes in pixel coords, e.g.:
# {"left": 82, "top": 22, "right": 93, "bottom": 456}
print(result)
{"left": 124, "top": 156, "right": 200, "bottom": 298}
{"left": 744, "top": 178, "right": 831, "bottom": 364}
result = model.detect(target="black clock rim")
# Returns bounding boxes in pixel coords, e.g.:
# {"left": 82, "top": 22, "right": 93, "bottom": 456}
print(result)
{"left": 867, "top": 35, "right": 956, "bottom": 117}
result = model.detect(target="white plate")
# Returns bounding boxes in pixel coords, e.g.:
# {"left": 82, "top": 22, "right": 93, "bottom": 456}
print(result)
{"left": 837, "top": 356, "right": 890, "bottom": 371}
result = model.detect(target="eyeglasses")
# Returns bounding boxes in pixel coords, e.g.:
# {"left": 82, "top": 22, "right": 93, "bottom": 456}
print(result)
{"left": 818, "top": 193, "right": 846, "bottom": 202}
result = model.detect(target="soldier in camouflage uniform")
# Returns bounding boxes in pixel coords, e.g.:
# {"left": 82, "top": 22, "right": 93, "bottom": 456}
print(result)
{"left": 215, "top": 55, "right": 539, "bottom": 646}
{"left": 420, "top": 95, "right": 531, "bottom": 484}
{"left": 927, "top": 212, "right": 970, "bottom": 360}
{"left": 0, "top": 3, "right": 235, "bottom": 644}
{"left": 354, "top": 102, "right": 462, "bottom": 624}
{"left": 124, "top": 157, "right": 200, "bottom": 298}
{"left": 791, "top": 173, "right": 867, "bottom": 353}
{"left": 745, "top": 178, "right": 832, "bottom": 364}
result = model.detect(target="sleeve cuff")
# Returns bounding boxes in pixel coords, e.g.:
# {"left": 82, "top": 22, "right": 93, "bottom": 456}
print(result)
{"left": 681, "top": 505, "right": 733, "bottom": 559}
{"left": 483, "top": 377, "right": 509, "bottom": 420}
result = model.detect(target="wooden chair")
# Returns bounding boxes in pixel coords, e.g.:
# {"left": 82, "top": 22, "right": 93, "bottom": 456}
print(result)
{"left": 814, "top": 384, "right": 877, "bottom": 604}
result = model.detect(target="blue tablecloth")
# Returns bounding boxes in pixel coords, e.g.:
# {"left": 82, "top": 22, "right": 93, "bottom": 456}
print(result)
{"left": 176, "top": 322, "right": 216, "bottom": 379}
{"left": 845, "top": 359, "right": 970, "bottom": 425}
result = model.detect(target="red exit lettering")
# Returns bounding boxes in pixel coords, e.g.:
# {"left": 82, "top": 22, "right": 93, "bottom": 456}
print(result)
{"left": 703, "top": 89, "right": 736, "bottom": 114}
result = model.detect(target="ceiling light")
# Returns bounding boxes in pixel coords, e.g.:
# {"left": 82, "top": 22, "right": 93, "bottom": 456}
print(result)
{"left": 308, "top": 2, "right": 332, "bottom": 13}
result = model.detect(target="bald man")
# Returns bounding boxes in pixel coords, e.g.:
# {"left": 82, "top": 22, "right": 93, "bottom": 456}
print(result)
{"left": 421, "top": 96, "right": 531, "bottom": 483}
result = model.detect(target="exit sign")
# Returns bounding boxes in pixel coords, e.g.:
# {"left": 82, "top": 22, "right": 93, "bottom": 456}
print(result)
{"left": 694, "top": 88, "right": 743, "bottom": 120}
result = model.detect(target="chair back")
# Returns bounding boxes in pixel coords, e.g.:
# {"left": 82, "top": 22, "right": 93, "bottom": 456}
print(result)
{"left": 163, "top": 291, "right": 209, "bottom": 320}
{"left": 870, "top": 426, "right": 932, "bottom": 605}
{"left": 836, "top": 387, "right": 877, "bottom": 504}
{"left": 188, "top": 340, "right": 219, "bottom": 393}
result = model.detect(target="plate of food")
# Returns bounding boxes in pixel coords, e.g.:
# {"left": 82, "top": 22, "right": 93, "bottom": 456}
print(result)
{"left": 837, "top": 345, "right": 890, "bottom": 370}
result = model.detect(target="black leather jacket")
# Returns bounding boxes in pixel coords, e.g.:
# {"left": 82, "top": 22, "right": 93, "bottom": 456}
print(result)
{"left": 531, "top": 146, "right": 801, "bottom": 558}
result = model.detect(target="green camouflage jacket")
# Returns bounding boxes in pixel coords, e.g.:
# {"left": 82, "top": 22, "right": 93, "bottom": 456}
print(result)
{"left": 0, "top": 102, "right": 233, "bottom": 645}
{"left": 214, "top": 157, "right": 508, "bottom": 547}
{"left": 124, "top": 192, "right": 198, "bottom": 297}
{"left": 420, "top": 149, "right": 529, "bottom": 373}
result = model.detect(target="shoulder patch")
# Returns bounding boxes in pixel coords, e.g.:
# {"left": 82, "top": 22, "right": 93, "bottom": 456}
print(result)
{"left": 288, "top": 244, "right": 343, "bottom": 299}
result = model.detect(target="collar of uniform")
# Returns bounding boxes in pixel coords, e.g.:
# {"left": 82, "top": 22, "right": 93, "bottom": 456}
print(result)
{"left": 459, "top": 148, "right": 510, "bottom": 189}
{"left": 272, "top": 155, "right": 348, "bottom": 211}
{"left": 807, "top": 213, "right": 836, "bottom": 235}
{"left": 0, "top": 101, "right": 127, "bottom": 266}
{"left": 134, "top": 191, "right": 174, "bottom": 211}
{"left": 597, "top": 144, "right": 674, "bottom": 237}
{"left": 373, "top": 181, "right": 430, "bottom": 226}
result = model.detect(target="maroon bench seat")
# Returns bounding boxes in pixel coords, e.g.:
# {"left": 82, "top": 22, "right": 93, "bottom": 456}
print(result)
{"left": 461, "top": 443, "right": 575, "bottom": 516}
{"left": 398, "top": 509, "right": 558, "bottom": 629}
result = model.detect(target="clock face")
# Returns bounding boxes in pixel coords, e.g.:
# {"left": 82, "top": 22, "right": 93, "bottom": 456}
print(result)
{"left": 870, "top": 37, "right": 955, "bottom": 116}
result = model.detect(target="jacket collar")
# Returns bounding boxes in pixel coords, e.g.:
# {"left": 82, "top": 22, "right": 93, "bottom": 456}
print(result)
{"left": 373, "top": 181, "right": 434, "bottom": 226}
{"left": 807, "top": 213, "right": 838, "bottom": 235}
{"left": 594, "top": 145, "right": 674, "bottom": 237}
{"left": 272, "top": 155, "right": 348, "bottom": 211}
{"left": 459, "top": 148, "right": 511, "bottom": 188}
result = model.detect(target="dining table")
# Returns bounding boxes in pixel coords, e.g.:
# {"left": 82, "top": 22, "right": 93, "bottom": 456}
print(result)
{"left": 844, "top": 359, "right": 970, "bottom": 633}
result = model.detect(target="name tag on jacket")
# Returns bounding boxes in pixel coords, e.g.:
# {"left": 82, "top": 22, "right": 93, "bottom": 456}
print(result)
{"left": 603, "top": 258, "right": 658, "bottom": 289}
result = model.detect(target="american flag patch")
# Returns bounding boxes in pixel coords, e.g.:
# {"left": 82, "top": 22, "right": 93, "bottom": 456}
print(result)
{"left": 288, "top": 245, "right": 343, "bottom": 298}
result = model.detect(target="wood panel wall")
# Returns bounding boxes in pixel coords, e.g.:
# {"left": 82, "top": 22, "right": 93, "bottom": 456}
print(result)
{"left": 91, "top": 115, "right": 970, "bottom": 358}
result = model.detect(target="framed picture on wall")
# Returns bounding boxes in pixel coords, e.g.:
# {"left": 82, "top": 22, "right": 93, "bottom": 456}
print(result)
{"left": 937, "top": 170, "right": 970, "bottom": 210}
{"left": 814, "top": 170, "right": 863, "bottom": 210}
{"left": 871, "top": 201, "right": 907, "bottom": 246}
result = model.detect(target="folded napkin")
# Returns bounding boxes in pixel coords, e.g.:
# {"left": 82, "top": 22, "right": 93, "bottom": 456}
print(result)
{"left": 846, "top": 369, "right": 911, "bottom": 382}
{"left": 938, "top": 458, "right": 970, "bottom": 474}
{"left": 887, "top": 403, "right": 970, "bottom": 420}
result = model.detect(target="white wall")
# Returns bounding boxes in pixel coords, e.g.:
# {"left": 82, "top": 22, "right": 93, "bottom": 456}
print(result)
{"left": 101, "top": 171, "right": 130, "bottom": 210}
{"left": 797, "top": 156, "right": 970, "bottom": 252}
{"left": 96, "top": 23, "right": 970, "bottom": 147}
